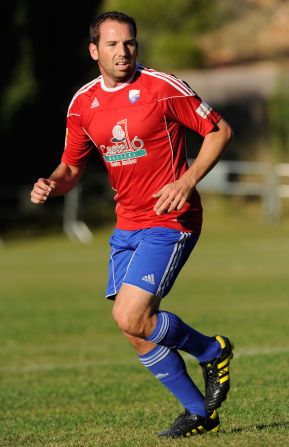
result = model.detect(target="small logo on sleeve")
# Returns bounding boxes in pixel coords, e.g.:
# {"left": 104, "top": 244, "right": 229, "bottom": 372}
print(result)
{"left": 64, "top": 128, "right": 68, "bottom": 148}
{"left": 196, "top": 101, "right": 212, "bottom": 119}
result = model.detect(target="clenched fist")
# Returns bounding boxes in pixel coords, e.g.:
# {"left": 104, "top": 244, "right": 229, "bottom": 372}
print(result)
{"left": 30, "top": 178, "right": 56, "bottom": 204}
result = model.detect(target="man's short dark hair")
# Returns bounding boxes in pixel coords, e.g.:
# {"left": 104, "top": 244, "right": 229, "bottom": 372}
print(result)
{"left": 90, "top": 11, "right": 137, "bottom": 46}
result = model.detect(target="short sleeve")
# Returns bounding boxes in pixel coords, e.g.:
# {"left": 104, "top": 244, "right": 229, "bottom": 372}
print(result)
{"left": 154, "top": 73, "right": 222, "bottom": 136}
{"left": 61, "top": 95, "right": 93, "bottom": 166}
{"left": 159, "top": 93, "right": 221, "bottom": 137}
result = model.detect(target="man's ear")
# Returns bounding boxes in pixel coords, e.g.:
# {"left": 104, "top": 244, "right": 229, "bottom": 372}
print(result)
{"left": 89, "top": 43, "right": 99, "bottom": 61}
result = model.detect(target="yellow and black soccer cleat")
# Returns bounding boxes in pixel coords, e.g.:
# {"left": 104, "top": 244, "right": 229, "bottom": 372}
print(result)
{"left": 157, "top": 409, "right": 220, "bottom": 438}
{"left": 200, "top": 335, "right": 234, "bottom": 412}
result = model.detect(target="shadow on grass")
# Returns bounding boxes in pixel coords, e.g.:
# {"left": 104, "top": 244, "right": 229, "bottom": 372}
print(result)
{"left": 229, "top": 421, "right": 289, "bottom": 433}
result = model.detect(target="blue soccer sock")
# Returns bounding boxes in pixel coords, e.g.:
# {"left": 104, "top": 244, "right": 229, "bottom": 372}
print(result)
{"left": 146, "top": 311, "right": 221, "bottom": 363}
{"left": 139, "top": 345, "right": 206, "bottom": 417}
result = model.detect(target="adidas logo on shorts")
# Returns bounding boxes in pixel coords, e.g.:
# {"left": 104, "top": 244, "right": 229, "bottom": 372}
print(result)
{"left": 142, "top": 274, "right": 155, "bottom": 285}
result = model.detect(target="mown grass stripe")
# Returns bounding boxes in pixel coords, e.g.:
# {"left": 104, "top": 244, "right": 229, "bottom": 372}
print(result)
{"left": 1, "top": 347, "right": 288, "bottom": 374}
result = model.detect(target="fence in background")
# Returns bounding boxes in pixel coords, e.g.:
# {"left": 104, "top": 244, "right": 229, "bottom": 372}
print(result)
{"left": 63, "top": 161, "right": 289, "bottom": 242}
{"left": 196, "top": 161, "right": 289, "bottom": 221}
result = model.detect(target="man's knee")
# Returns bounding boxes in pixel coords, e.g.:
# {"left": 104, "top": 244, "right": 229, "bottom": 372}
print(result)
{"left": 112, "top": 284, "right": 159, "bottom": 337}
{"left": 112, "top": 303, "right": 155, "bottom": 337}
{"left": 112, "top": 304, "right": 143, "bottom": 336}
{"left": 112, "top": 304, "right": 129, "bottom": 331}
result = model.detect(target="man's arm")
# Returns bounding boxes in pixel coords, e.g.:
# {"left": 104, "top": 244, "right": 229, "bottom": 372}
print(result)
{"left": 30, "top": 162, "right": 85, "bottom": 204}
{"left": 153, "top": 118, "right": 233, "bottom": 215}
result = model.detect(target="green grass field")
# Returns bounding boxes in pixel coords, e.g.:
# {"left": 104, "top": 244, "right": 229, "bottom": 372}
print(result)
{"left": 1, "top": 199, "right": 289, "bottom": 446}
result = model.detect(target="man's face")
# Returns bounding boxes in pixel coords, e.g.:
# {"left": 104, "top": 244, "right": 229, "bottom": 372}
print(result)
{"left": 89, "top": 20, "right": 138, "bottom": 88}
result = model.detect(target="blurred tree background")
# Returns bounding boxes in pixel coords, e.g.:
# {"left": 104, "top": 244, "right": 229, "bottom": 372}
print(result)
{"left": 1, "top": 0, "right": 289, "bottom": 235}
{"left": 103, "top": 0, "right": 217, "bottom": 69}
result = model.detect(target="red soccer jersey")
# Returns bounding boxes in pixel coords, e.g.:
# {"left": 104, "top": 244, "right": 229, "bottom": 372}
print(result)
{"left": 62, "top": 64, "right": 221, "bottom": 232}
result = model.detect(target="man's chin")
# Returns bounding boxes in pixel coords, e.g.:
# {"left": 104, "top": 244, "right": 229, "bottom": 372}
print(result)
{"left": 114, "top": 68, "right": 135, "bottom": 82}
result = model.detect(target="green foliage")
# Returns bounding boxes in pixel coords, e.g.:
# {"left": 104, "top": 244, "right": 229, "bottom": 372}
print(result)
{"left": 102, "top": 0, "right": 217, "bottom": 69}
{"left": 1, "top": 38, "right": 38, "bottom": 130}
{"left": 268, "top": 73, "right": 289, "bottom": 161}
{"left": 0, "top": 2, "right": 38, "bottom": 130}
{"left": 148, "top": 33, "right": 203, "bottom": 70}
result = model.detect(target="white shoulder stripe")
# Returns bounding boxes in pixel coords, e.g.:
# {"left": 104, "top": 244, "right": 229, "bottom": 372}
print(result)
{"left": 67, "top": 77, "right": 101, "bottom": 114}
{"left": 149, "top": 69, "right": 195, "bottom": 96}
{"left": 158, "top": 95, "right": 189, "bottom": 102}
{"left": 139, "top": 67, "right": 195, "bottom": 97}
{"left": 78, "top": 76, "right": 101, "bottom": 93}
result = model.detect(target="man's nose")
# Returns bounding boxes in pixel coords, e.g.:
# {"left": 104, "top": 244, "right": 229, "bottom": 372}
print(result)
{"left": 118, "top": 43, "right": 129, "bottom": 56}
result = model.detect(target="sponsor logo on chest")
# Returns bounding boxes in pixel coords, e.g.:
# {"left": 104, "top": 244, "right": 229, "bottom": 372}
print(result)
{"left": 100, "top": 119, "right": 147, "bottom": 167}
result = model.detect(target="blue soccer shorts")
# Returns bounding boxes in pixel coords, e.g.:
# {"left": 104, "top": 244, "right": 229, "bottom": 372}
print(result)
{"left": 105, "top": 227, "right": 200, "bottom": 300}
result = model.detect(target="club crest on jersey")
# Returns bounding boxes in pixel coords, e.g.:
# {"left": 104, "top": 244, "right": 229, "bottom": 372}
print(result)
{"left": 100, "top": 119, "right": 147, "bottom": 167}
{"left": 128, "top": 89, "right": 140, "bottom": 104}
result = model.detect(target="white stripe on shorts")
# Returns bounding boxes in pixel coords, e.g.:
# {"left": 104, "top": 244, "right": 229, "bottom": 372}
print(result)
{"left": 156, "top": 232, "right": 191, "bottom": 297}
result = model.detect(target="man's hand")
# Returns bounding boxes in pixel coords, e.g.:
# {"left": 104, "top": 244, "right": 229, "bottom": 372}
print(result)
{"left": 30, "top": 178, "right": 56, "bottom": 204}
{"left": 153, "top": 177, "right": 192, "bottom": 215}
{"left": 30, "top": 162, "right": 85, "bottom": 204}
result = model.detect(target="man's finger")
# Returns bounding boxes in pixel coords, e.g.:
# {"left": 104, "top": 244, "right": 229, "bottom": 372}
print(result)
{"left": 49, "top": 180, "right": 57, "bottom": 190}
{"left": 152, "top": 190, "right": 162, "bottom": 198}
{"left": 176, "top": 197, "right": 187, "bottom": 210}
{"left": 154, "top": 196, "right": 173, "bottom": 215}
{"left": 30, "top": 192, "right": 47, "bottom": 204}
{"left": 167, "top": 196, "right": 181, "bottom": 213}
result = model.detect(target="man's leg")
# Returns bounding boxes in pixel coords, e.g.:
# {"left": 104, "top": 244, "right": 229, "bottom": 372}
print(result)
{"left": 113, "top": 285, "right": 208, "bottom": 417}
{"left": 145, "top": 310, "right": 234, "bottom": 412}
{"left": 108, "top": 227, "right": 233, "bottom": 419}
{"left": 113, "top": 283, "right": 233, "bottom": 414}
